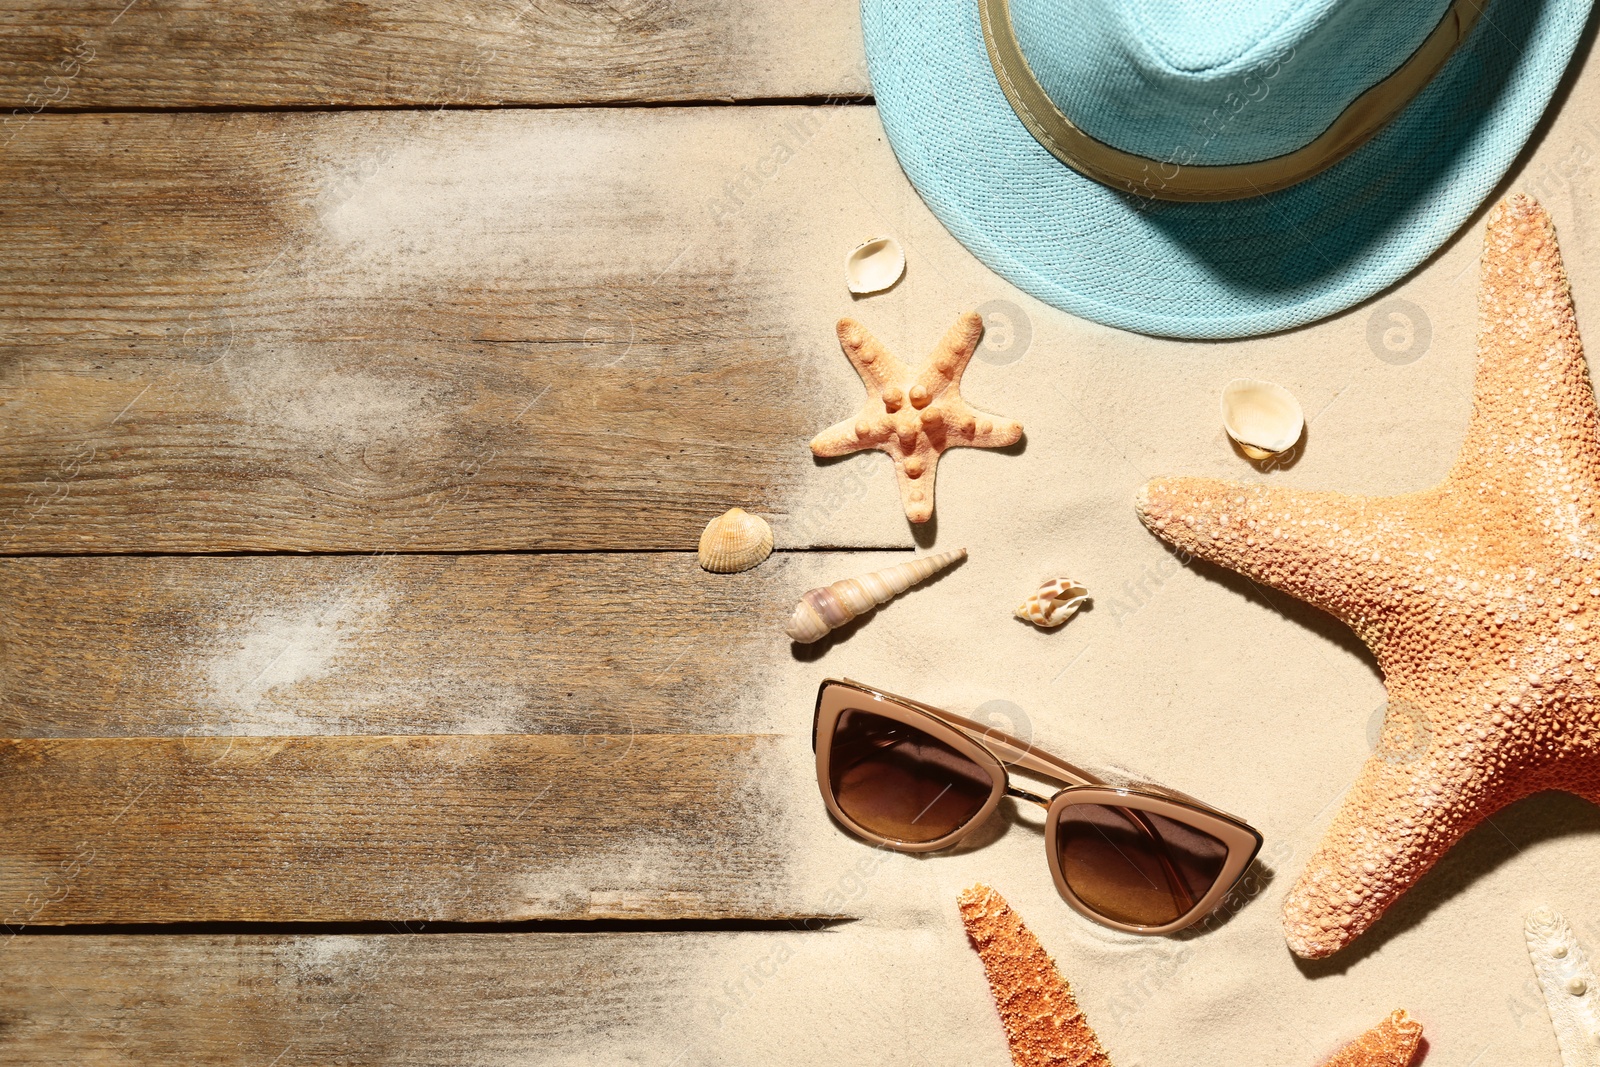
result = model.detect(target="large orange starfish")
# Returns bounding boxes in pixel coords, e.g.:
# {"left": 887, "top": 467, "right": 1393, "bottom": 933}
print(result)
{"left": 1136, "top": 196, "right": 1600, "bottom": 959}
{"left": 810, "top": 313, "right": 1024, "bottom": 523}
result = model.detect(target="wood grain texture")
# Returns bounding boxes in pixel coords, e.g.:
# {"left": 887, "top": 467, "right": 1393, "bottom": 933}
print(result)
{"left": 0, "top": 108, "right": 923, "bottom": 553}
{"left": 0, "top": 1, "right": 868, "bottom": 110}
{"left": 0, "top": 929, "right": 1006, "bottom": 1065}
{"left": 0, "top": 733, "right": 811, "bottom": 924}
{"left": 0, "top": 551, "right": 882, "bottom": 737}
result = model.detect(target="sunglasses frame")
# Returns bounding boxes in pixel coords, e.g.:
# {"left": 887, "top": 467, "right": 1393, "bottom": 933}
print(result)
{"left": 812, "top": 678, "right": 1263, "bottom": 935}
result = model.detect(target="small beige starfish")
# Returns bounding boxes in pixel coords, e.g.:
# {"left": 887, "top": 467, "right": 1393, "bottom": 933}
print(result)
{"left": 811, "top": 313, "right": 1024, "bottom": 523}
{"left": 1137, "top": 196, "right": 1600, "bottom": 959}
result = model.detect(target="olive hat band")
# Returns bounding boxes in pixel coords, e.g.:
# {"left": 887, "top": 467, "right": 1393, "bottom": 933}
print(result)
{"left": 979, "top": 0, "right": 1486, "bottom": 202}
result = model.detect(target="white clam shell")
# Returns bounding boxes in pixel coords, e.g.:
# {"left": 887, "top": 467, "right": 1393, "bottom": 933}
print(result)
{"left": 1015, "top": 577, "right": 1089, "bottom": 628}
{"left": 785, "top": 548, "right": 965, "bottom": 643}
{"left": 1220, "top": 378, "right": 1304, "bottom": 460}
{"left": 844, "top": 236, "right": 905, "bottom": 295}
{"left": 697, "top": 507, "right": 773, "bottom": 573}
{"left": 1526, "top": 908, "right": 1600, "bottom": 1066}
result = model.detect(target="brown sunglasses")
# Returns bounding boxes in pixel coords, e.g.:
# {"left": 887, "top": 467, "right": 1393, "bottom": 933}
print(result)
{"left": 812, "top": 679, "right": 1263, "bottom": 935}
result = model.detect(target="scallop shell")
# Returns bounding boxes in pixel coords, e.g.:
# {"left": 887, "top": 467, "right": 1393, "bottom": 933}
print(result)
{"left": 785, "top": 548, "right": 965, "bottom": 642}
{"left": 1526, "top": 908, "right": 1600, "bottom": 1066}
{"left": 844, "top": 236, "right": 905, "bottom": 295}
{"left": 697, "top": 508, "right": 773, "bottom": 573}
{"left": 1220, "top": 378, "right": 1304, "bottom": 460}
{"left": 1015, "top": 578, "right": 1089, "bottom": 628}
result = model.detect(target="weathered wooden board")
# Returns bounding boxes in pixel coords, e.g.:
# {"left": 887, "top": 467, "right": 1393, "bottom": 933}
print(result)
{"left": 0, "top": 551, "right": 877, "bottom": 737}
{"left": 0, "top": 107, "right": 934, "bottom": 553}
{"left": 0, "top": 1, "right": 868, "bottom": 110}
{"left": 0, "top": 733, "right": 815, "bottom": 924}
{"left": 10, "top": 99, "right": 1600, "bottom": 556}
{"left": 0, "top": 929, "right": 1008, "bottom": 1066}
{"left": 21, "top": 102, "right": 1600, "bottom": 556}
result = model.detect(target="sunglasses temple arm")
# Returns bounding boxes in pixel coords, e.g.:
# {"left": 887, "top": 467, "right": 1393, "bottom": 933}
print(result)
{"left": 919, "top": 705, "right": 1104, "bottom": 787}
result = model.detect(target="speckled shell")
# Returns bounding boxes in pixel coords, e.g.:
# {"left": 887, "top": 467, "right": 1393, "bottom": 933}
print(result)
{"left": 697, "top": 508, "right": 773, "bottom": 573}
{"left": 785, "top": 549, "right": 965, "bottom": 642}
{"left": 843, "top": 236, "right": 905, "bottom": 295}
{"left": 1220, "top": 378, "right": 1304, "bottom": 459}
{"left": 1015, "top": 578, "right": 1089, "bottom": 628}
{"left": 1526, "top": 908, "right": 1600, "bottom": 1067}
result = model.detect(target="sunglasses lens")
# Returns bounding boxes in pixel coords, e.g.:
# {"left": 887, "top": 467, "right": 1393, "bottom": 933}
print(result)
{"left": 1054, "top": 803, "right": 1229, "bottom": 927}
{"left": 827, "top": 707, "right": 994, "bottom": 843}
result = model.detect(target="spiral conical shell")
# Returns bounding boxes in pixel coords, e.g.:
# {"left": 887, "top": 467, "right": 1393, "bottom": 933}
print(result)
{"left": 1015, "top": 578, "right": 1089, "bottom": 628}
{"left": 697, "top": 508, "right": 773, "bottom": 573}
{"left": 785, "top": 549, "right": 966, "bottom": 643}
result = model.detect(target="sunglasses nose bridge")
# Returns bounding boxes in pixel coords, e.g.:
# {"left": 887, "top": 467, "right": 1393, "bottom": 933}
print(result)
{"left": 1003, "top": 783, "right": 1053, "bottom": 810}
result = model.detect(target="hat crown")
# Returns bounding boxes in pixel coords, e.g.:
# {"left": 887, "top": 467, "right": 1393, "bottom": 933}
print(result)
{"left": 1008, "top": 0, "right": 1456, "bottom": 165}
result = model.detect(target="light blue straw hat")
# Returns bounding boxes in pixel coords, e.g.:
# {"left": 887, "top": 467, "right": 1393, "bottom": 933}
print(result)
{"left": 862, "top": 0, "right": 1594, "bottom": 338}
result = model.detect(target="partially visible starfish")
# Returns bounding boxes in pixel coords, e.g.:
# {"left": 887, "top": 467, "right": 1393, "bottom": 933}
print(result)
{"left": 1136, "top": 196, "right": 1600, "bottom": 959}
{"left": 957, "top": 883, "right": 1422, "bottom": 1066}
{"left": 958, "top": 882, "right": 1112, "bottom": 1067}
{"left": 1320, "top": 1011, "right": 1424, "bottom": 1067}
{"left": 811, "top": 314, "right": 1023, "bottom": 523}
{"left": 1525, "top": 908, "right": 1600, "bottom": 1066}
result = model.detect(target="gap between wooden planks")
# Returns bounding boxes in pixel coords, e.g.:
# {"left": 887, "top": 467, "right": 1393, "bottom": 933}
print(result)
{"left": 0, "top": 550, "right": 943, "bottom": 925}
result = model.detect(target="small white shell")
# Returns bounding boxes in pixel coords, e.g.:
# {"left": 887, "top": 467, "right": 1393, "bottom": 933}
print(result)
{"left": 697, "top": 508, "right": 773, "bottom": 573}
{"left": 1015, "top": 578, "right": 1089, "bottom": 628}
{"left": 1220, "top": 378, "right": 1304, "bottom": 460}
{"left": 844, "top": 236, "right": 905, "bottom": 295}
{"left": 1526, "top": 908, "right": 1600, "bottom": 1066}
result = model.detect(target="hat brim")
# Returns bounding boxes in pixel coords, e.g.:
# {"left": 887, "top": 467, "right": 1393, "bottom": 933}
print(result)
{"left": 861, "top": 0, "right": 1594, "bottom": 339}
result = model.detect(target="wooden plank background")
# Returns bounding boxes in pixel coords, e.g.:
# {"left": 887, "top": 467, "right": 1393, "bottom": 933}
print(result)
{"left": 4, "top": 1, "right": 1600, "bottom": 1063}
{"left": 0, "top": 553, "right": 867, "bottom": 737}
{"left": 0, "top": 1, "right": 869, "bottom": 108}
{"left": 0, "top": 6, "right": 898, "bottom": 1059}
{"left": 0, "top": 108, "right": 931, "bottom": 552}
{"left": 0, "top": 929, "right": 1004, "bottom": 1066}
{"left": 0, "top": 733, "right": 805, "bottom": 923}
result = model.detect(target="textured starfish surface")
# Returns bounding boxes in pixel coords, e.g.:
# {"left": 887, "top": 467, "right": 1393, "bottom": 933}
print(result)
{"left": 1524, "top": 907, "right": 1600, "bottom": 1067}
{"left": 810, "top": 313, "right": 1023, "bottom": 523}
{"left": 1136, "top": 196, "right": 1600, "bottom": 959}
{"left": 958, "top": 883, "right": 1113, "bottom": 1067}
{"left": 958, "top": 884, "right": 1421, "bottom": 1066}
{"left": 1319, "top": 1010, "right": 1424, "bottom": 1067}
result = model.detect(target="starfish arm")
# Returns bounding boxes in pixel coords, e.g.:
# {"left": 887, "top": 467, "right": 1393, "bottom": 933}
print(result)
{"left": 809, "top": 413, "right": 876, "bottom": 458}
{"left": 892, "top": 448, "right": 939, "bottom": 523}
{"left": 835, "top": 318, "right": 911, "bottom": 396}
{"left": 913, "top": 311, "right": 984, "bottom": 398}
{"left": 1136, "top": 477, "right": 1402, "bottom": 622}
{"left": 1451, "top": 197, "right": 1600, "bottom": 534}
{"left": 1282, "top": 719, "right": 1526, "bottom": 959}
{"left": 1321, "top": 1011, "right": 1423, "bottom": 1067}
{"left": 936, "top": 399, "right": 1024, "bottom": 449}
